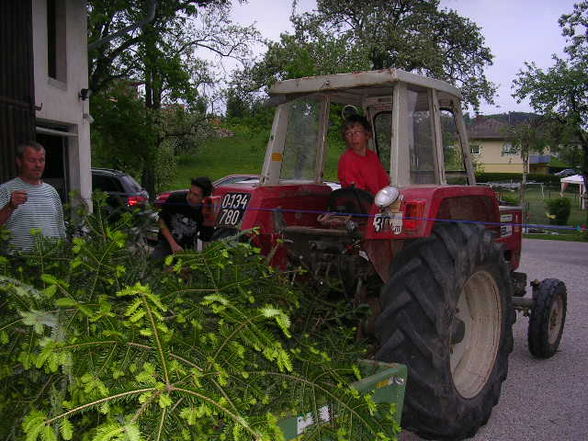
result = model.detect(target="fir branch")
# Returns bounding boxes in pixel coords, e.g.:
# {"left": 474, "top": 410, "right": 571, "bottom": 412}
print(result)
{"left": 141, "top": 294, "right": 170, "bottom": 385}
{"left": 172, "top": 387, "right": 260, "bottom": 439}
{"left": 43, "top": 387, "right": 157, "bottom": 425}
{"left": 1, "top": 210, "right": 395, "bottom": 441}
{"left": 245, "top": 370, "right": 388, "bottom": 435}
{"left": 155, "top": 407, "right": 167, "bottom": 441}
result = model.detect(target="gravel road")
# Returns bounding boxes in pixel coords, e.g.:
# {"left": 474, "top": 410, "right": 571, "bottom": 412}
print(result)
{"left": 402, "top": 238, "right": 588, "bottom": 441}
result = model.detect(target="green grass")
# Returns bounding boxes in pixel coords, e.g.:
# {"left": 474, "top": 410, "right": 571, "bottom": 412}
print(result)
{"left": 166, "top": 129, "right": 269, "bottom": 190}
{"left": 497, "top": 185, "right": 586, "bottom": 228}
{"left": 165, "top": 125, "right": 347, "bottom": 190}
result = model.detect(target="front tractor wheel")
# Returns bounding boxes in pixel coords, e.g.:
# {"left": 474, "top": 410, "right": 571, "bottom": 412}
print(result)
{"left": 528, "top": 278, "right": 567, "bottom": 359}
{"left": 375, "top": 223, "right": 513, "bottom": 440}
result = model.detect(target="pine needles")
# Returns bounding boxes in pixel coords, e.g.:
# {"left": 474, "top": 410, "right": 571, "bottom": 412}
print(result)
{"left": 0, "top": 210, "right": 398, "bottom": 441}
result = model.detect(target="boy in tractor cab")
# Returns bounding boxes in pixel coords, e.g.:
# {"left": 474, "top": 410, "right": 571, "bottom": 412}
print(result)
{"left": 338, "top": 115, "right": 390, "bottom": 195}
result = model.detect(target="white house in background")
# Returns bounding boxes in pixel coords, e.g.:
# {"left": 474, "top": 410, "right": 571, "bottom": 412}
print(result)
{"left": 467, "top": 114, "right": 552, "bottom": 174}
{"left": 33, "top": 0, "right": 91, "bottom": 205}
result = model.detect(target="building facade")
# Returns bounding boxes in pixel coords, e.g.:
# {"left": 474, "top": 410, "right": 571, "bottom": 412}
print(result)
{"left": 467, "top": 114, "right": 551, "bottom": 174}
{"left": 0, "top": 0, "right": 91, "bottom": 206}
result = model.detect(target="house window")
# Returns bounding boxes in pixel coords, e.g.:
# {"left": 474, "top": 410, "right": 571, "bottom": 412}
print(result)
{"left": 502, "top": 142, "right": 516, "bottom": 155}
{"left": 47, "top": 0, "right": 67, "bottom": 82}
{"left": 470, "top": 144, "right": 480, "bottom": 155}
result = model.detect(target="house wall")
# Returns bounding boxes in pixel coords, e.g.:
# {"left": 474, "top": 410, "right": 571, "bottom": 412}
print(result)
{"left": 31, "top": 0, "right": 91, "bottom": 205}
{"left": 470, "top": 139, "right": 524, "bottom": 173}
{"left": 0, "top": 0, "right": 36, "bottom": 183}
{"left": 531, "top": 164, "right": 550, "bottom": 174}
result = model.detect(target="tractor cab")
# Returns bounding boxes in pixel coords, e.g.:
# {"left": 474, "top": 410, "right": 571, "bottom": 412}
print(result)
{"left": 261, "top": 68, "right": 475, "bottom": 189}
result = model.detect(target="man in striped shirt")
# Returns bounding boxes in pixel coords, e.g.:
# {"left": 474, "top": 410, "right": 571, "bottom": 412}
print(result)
{"left": 0, "top": 142, "right": 65, "bottom": 251}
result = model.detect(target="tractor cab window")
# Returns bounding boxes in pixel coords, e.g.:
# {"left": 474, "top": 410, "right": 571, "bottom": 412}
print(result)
{"left": 407, "top": 88, "right": 436, "bottom": 184}
{"left": 441, "top": 109, "right": 467, "bottom": 184}
{"left": 373, "top": 111, "right": 392, "bottom": 173}
{"left": 280, "top": 97, "right": 321, "bottom": 181}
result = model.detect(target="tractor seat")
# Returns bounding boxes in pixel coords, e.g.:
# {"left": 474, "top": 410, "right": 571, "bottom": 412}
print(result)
{"left": 318, "top": 187, "right": 374, "bottom": 228}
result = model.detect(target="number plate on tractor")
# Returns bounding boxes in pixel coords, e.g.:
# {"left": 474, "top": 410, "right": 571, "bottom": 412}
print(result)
{"left": 373, "top": 213, "right": 403, "bottom": 234}
{"left": 217, "top": 193, "right": 251, "bottom": 227}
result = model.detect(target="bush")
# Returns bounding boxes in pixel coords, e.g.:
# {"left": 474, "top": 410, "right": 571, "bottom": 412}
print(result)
{"left": 545, "top": 197, "right": 572, "bottom": 225}
{"left": 499, "top": 193, "right": 520, "bottom": 205}
{"left": 476, "top": 172, "right": 561, "bottom": 186}
{"left": 0, "top": 208, "right": 398, "bottom": 441}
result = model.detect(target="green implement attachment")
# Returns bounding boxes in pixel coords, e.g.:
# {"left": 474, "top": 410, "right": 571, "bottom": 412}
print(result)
{"left": 277, "top": 360, "right": 407, "bottom": 440}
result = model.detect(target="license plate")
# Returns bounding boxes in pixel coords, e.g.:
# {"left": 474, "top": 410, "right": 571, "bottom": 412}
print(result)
{"left": 373, "top": 213, "right": 403, "bottom": 234}
{"left": 500, "top": 214, "right": 513, "bottom": 237}
{"left": 217, "top": 193, "right": 251, "bottom": 227}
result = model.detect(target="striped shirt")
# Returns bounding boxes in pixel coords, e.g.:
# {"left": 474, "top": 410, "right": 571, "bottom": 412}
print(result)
{"left": 0, "top": 177, "right": 65, "bottom": 251}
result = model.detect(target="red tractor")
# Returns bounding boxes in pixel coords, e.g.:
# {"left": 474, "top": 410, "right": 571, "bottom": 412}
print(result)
{"left": 205, "top": 69, "right": 567, "bottom": 440}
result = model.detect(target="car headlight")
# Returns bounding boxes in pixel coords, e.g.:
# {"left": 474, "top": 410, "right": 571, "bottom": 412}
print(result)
{"left": 374, "top": 186, "right": 400, "bottom": 209}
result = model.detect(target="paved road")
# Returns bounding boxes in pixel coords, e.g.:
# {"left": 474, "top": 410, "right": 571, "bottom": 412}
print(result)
{"left": 402, "top": 238, "right": 588, "bottom": 441}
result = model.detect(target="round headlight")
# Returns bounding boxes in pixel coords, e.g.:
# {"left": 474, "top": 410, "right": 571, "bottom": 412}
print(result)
{"left": 374, "top": 186, "right": 400, "bottom": 208}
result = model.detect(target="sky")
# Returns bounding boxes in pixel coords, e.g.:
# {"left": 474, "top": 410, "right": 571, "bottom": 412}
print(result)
{"left": 229, "top": 0, "right": 579, "bottom": 115}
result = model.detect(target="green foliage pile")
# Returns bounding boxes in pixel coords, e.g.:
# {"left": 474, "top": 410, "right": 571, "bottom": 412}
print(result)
{"left": 546, "top": 197, "right": 572, "bottom": 225}
{"left": 0, "top": 211, "right": 399, "bottom": 440}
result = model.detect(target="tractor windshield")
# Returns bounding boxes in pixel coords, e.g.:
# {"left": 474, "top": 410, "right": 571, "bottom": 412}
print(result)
{"left": 441, "top": 108, "right": 468, "bottom": 184}
{"left": 373, "top": 111, "right": 392, "bottom": 174}
{"left": 407, "top": 87, "right": 436, "bottom": 184}
{"left": 280, "top": 97, "right": 321, "bottom": 181}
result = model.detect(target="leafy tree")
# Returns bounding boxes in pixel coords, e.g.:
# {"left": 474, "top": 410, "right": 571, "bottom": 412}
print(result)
{"left": 560, "top": 1, "right": 588, "bottom": 60}
{"left": 0, "top": 210, "right": 400, "bottom": 440}
{"left": 87, "top": 0, "right": 246, "bottom": 97}
{"left": 90, "top": 82, "right": 158, "bottom": 178}
{"left": 225, "top": 88, "right": 255, "bottom": 119}
{"left": 503, "top": 117, "right": 550, "bottom": 223}
{"left": 513, "top": 1, "right": 588, "bottom": 221}
{"left": 237, "top": 0, "right": 495, "bottom": 109}
{"left": 91, "top": 81, "right": 216, "bottom": 194}
{"left": 88, "top": 0, "right": 261, "bottom": 196}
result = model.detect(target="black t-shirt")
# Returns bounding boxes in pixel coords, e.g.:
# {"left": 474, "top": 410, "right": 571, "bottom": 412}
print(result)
{"left": 158, "top": 191, "right": 214, "bottom": 249}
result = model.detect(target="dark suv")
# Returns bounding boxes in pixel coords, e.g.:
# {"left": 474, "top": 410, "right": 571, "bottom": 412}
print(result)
{"left": 91, "top": 168, "right": 149, "bottom": 209}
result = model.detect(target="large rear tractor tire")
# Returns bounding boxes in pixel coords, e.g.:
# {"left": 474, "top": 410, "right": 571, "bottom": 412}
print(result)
{"left": 528, "top": 278, "right": 567, "bottom": 359}
{"left": 375, "top": 223, "right": 513, "bottom": 440}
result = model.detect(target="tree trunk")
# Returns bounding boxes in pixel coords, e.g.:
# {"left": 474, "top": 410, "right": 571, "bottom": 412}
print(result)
{"left": 521, "top": 147, "right": 529, "bottom": 231}
{"left": 140, "top": 22, "right": 162, "bottom": 199}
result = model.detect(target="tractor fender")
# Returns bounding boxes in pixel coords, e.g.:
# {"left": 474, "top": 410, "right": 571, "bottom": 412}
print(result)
{"left": 399, "top": 186, "right": 521, "bottom": 271}
{"left": 366, "top": 185, "right": 500, "bottom": 240}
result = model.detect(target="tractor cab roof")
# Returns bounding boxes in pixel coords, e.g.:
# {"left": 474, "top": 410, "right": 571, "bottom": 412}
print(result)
{"left": 268, "top": 68, "right": 462, "bottom": 103}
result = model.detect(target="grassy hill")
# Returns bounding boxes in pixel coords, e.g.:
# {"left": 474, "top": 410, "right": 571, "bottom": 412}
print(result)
{"left": 166, "top": 127, "right": 269, "bottom": 190}
{"left": 167, "top": 124, "right": 347, "bottom": 190}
